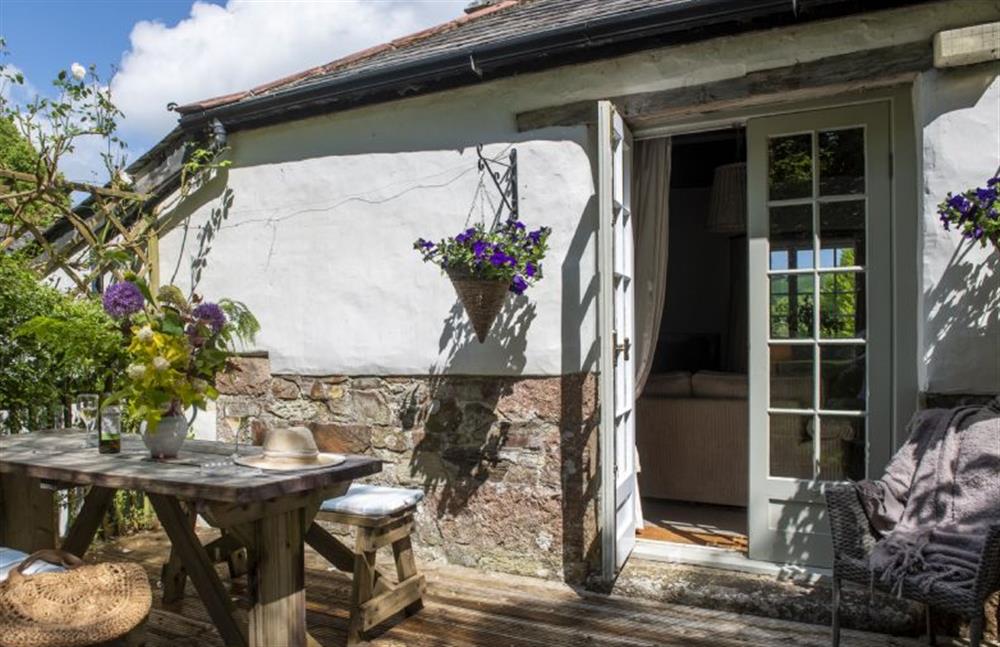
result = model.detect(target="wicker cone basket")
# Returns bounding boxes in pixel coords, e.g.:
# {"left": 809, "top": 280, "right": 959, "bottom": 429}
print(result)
{"left": 448, "top": 272, "right": 510, "bottom": 343}
{"left": 0, "top": 549, "right": 152, "bottom": 647}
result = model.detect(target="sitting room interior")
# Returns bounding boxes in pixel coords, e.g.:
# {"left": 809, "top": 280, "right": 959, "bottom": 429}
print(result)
{"left": 635, "top": 127, "right": 751, "bottom": 552}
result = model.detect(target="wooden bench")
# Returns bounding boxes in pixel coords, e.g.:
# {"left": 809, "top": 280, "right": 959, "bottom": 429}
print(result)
{"left": 313, "top": 484, "right": 426, "bottom": 646}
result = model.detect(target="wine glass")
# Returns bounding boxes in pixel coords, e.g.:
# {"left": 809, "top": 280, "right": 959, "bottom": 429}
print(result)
{"left": 223, "top": 401, "right": 260, "bottom": 460}
{"left": 75, "top": 393, "right": 99, "bottom": 447}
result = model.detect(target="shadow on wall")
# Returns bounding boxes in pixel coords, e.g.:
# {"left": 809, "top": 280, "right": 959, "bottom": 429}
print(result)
{"left": 409, "top": 295, "right": 534, "bottom": 516}
{"left": 923, "top": 243, "right": 1000, "bottom": 393}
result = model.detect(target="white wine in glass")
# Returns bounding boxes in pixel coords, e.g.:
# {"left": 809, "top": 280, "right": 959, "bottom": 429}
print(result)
{"left": 76, "top": 393, "right": 99, "bottom": 447}
{"left": 222, "top": 401, "right": 260, "bottom": 460}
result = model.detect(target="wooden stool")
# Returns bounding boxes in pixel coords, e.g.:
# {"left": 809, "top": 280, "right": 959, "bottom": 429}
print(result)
{"left": 316, "top": 484, "right": 425, "bottom": 646}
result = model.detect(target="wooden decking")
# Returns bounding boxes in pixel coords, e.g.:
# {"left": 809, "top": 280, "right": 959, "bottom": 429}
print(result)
{"left": 92, "top": 530, "right": 923, "bottom": 647}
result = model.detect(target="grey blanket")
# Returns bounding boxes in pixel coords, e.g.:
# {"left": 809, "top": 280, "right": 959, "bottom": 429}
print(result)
{"left": 853, "top": 396, "right": 1000, "bottom": 597}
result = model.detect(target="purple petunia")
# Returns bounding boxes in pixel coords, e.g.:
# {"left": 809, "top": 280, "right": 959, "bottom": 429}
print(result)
{"left": 947, "top": 194, "right": 973, "bottom": 215}
{"left": 415, "top": 238, "right": 435, "bottom": 251}
{"left": 510, "top": 275, "right": 528, "bottom": 295}
{"left": 472, "top": 240, "right": 489, "bottom": 258}
{"left": 976, "top": 186, "right": 997, "bottom": 205}
{"left": 455, "top": 228, "right": 477, "bottom": 244}
{"left": 102, "top": 281, "right": 144, "bottom": 319}
{"left": 525, "top": 262, "right": 537, "bottom": 278}
{"left": 193, "top": 302, "right": 227, "bottom": 334}
{"left": 988, "top": 176, "right": 1000, "bottom": 187}
{"left": 489, "top": 249, "right": 515, "bottom": 268}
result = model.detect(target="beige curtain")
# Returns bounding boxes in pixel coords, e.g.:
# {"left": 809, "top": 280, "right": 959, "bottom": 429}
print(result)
{"left": 633, "top": 137, "right": 671, "bottom": 395}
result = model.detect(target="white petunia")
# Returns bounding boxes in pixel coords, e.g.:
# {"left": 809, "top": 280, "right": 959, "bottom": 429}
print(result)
{"left": 70, "top": 63, "right": 86, "bottom": 81}
{"left": 152, "top": 356, "right": 170, "bottom": 372}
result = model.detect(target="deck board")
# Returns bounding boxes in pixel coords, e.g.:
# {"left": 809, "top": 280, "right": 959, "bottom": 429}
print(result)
{"left": 91, "top": 530, "right": 923, "bottom": 647}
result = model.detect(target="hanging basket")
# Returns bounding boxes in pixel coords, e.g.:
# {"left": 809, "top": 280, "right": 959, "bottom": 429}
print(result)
{"left": 448, "top": 271, "right": 510, "bottom": 343}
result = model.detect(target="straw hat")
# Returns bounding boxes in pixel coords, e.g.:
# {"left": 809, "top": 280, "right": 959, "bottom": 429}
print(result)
{"left": 0, "top": 549, "right": 151, "bottom": 647}
{"left": 234, "top": 425, "right": 346, "bottom": 471}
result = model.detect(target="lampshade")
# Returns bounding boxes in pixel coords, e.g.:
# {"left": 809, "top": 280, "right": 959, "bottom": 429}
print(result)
{"left": 706, "top": 162, "right": 747, "bottom": 235}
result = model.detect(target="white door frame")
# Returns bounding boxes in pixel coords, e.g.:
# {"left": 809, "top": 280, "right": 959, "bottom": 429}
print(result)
{"left": 613, "top": 86, "right": 918, "bottom": 572}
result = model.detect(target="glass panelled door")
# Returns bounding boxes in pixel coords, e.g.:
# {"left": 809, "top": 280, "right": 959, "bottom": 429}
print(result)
{"left": 747, "top": 103, "right": 891, "bottom": 566}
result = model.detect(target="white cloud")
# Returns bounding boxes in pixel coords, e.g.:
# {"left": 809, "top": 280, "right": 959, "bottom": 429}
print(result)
{"left": 111, "top": 0, "right": 468, "bottom": 148}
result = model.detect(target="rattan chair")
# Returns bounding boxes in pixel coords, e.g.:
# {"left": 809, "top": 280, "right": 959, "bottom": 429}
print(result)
{"left": 825, "top": 484, "right": 1000, "bottom": 647}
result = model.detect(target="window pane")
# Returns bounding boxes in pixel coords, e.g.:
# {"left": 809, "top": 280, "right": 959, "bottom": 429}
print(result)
{"left": 818, "top": 416, "right": 865, "bottom": 481}
{"left": 770, "top": 275, "right": 814, "bottom": 339}
{"left": 819, "top": 128, "right": 865, "bottom": 196}
{"left": 770, "top": 413, "right": 813, "bottom": 479}
{"left": 820, "top": 200, "right": 865, "bottom": 267}
{"left": 769, "top": 134, "right": 813, "bottom": 201}
{"left": 770, "top": 344, "right": 813, "bottom": 409}
{"left": 819, "top": 272, "right": 864, "bottom": 339}
{"left": 770, "top": 204, "right": 813, "bottom": 269}
{"left": 821, "top": 345, "right": 866, "bottom": 411}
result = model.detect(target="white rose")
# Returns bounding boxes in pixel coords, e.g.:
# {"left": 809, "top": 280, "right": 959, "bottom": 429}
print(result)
{"left": 70, "top": 63, "right": 86, "bottom": 81}
{"left": 116, "top": 169, "right": 133, "bottom": 186}
{"left": 152, "top": 356, "right": 170, "bottom": 372}
{"left": 126, "top": 364, "right": 146, "bottom": 380}
{"left": 137, "top": 326, "right": 154, "bottom": 342}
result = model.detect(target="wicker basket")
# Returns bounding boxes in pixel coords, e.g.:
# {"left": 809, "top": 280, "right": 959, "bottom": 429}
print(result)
{"left": 448, "top": 272, "right": 510, "bottom": 343}
{"left": 0, "top": 549, "right": 151, "bottom": 647}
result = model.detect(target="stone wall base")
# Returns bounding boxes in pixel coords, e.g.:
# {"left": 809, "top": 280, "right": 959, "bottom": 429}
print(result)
{"left": 217, "top": 356, "right": 601, "bottom": 583}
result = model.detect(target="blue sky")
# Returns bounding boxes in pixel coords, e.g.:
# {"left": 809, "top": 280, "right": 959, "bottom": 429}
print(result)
{"left": 2, "top": 1, "right": 224, "bottom": 95}
{"left": 1, "top": 0, "right": 467, "bottom": 180}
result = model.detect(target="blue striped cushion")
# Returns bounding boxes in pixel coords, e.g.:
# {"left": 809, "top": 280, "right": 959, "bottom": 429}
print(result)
{"left": 0, "top": 546, "right": 66, "bottom": 582}
{"left": 320, "top": 484, "right": 424, "bottom": 517}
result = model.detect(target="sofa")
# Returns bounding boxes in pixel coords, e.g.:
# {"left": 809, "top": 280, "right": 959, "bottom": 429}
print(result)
{"left": 636, "top": 370, "right": 857, "bottom": 507}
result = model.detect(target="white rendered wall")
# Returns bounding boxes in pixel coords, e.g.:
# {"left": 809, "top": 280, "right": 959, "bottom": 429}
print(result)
{"left": 917, "top": 68, "right": 1000, "bottom": 395}
{"left": 157, "top": 0, "right": 1000, "bottom": 378}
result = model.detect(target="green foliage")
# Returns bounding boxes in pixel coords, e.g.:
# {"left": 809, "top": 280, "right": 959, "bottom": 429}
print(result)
{"left": 105, "top": 277, "right": 259, "bottom": 430}
{"left": 0, "top": 255, "right": 125, "bottom": 432}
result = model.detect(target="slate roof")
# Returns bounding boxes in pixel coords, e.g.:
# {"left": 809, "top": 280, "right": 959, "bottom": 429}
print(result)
{"left": 175, "top": 0, "right": 672, "bottom": 115}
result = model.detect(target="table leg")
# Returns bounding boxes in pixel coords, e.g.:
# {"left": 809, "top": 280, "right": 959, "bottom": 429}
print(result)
{"left": 0, "top": 473, "right": 57, "bottom": 553}
{"left": 149, "top": 493, "right": 248, "bottom": 647}
{"left": 161, "top": 501, "right": 197, "bottom": 604}
{"left": 250, "top": 507, "right": 306, "bottom": 647}
{"left": 62, "top": 485, "right": 115, "bottom": 558}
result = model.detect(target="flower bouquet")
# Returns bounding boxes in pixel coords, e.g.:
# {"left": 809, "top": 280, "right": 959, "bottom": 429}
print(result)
{"left": 937, "top": 173, "right": 999, "bottom": 252}
{"left": 102, "top": 276, "right": 258, "bottom": 457}
{"left": 415, "top": 218, "right": 551, "bottom": 342}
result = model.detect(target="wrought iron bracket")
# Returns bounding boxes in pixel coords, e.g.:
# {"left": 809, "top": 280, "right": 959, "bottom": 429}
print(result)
{"left": 475, "top": 144, "right": 518, "bottom": 222}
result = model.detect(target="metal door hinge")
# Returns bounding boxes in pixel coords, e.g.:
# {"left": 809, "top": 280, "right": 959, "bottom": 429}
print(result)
{"left": 612, "top": 331, "right": 631, "bottom": 361}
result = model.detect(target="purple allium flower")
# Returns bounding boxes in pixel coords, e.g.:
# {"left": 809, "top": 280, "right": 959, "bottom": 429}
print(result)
{"left": 193, "top": 302, "right": 227, "bottom": 334}
{"left": 525, "top": 262, "right": 537, "bottom": 278}
{"left": 510, "top": 275, "right": 528, "bottom": 295}
{"left": 102, "top": 281, "right": 144, "bottom": 319}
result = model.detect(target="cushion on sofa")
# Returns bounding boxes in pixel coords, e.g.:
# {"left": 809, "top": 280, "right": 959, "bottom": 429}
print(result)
{"left": 691, "top": 371, "right": 748, "bottom": 399}
{"left": 642, "top": 371, "right": 692, "bottom": 398}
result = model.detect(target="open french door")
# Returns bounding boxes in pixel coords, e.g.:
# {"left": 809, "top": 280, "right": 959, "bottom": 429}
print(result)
{"left": 598, "top": 101, "right": 637, "bottom": 580}
{"left": 747, "top": 102, "right": 892, "bottom": 565}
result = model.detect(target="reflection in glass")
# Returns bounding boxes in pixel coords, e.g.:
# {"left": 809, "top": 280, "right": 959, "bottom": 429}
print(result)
{"left": 819, "top": 272, "right": 864, "bottom": 339}
{"left": 770, "top": 344, "right": 814, "bottom": 409}
{"left": 770, "top": 413, "right": 813, "bottom": 479}
{"left": 770, "top": 275, "right": 814, "bottom": 339}
{"left": 769, "top": 204, "right": 813, "bottom": 270}
{"left": 820, "top": 345, "right": 866, "bottom": 411}
{"left": 820, "top": 201, "right": 866, "bottom": 267}
{"left": 769, "top": 134, "right": 812, "bottom": 200}
{"left": 819, "top": 128, "right": 865, "bottom": 195}
{"left": 819, "top": 416, "right": 865, "bottom": 481}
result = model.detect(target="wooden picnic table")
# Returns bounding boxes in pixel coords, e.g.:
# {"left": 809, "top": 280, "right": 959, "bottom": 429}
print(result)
{"left": 0, "top": 431, "right": 381, "bottom": 647}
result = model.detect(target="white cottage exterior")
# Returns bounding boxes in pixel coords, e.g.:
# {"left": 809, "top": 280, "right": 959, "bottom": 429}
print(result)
{"left": 110, "top": 0, "right": 1000, "bottom": 588}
